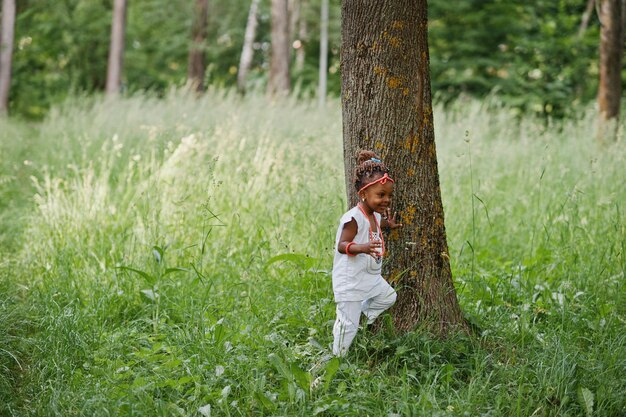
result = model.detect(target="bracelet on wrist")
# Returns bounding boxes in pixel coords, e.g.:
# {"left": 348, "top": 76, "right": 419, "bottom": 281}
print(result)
{"left": 345, "top": 242, "right": 357, "bottom": 257}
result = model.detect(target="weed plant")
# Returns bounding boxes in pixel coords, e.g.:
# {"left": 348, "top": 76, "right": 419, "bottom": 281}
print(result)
{"left": 0, "top": 90, "right": 624, "bottom": 416}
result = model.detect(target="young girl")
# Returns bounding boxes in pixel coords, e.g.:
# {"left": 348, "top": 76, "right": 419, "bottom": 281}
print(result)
{"left": 332, "top": 150, "right": 402, "bottom": 356}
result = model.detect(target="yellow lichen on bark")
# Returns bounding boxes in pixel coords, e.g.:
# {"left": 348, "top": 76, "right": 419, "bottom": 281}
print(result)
{"left": 412, "top": 134, "right": 420, "bottom": 150}
{"left": 388, "top": 36, "right": 401, "bottom": 48}
{"left": 421, "top": 106, "right": 432, "bottom": 126}
{"left": 429, "top": 142, "right": 436, "bottom": 157}
{"left": 374, "top": 66, "right": 387, "bottom": 76}
{"left": 407, "top": 167, "right": 415, "bottom": 177}
{"left": 356, "top": 41, "right": 367, "bottom": 55}
{"left": 403, "top": 204, "right": 417, "bottom": 225}
{"left": 391, "top": 20, "right": 405, "bottom": 30}
{"left": 387, "top": 76, "right": 402, "bottom": 88}
{"left": 370, "top": 40, "right": 382, "bottom": 53}
{"left": 404, "top": 136, "right": 412, "bottom": 150}
{"left": 404, "top": 134, "right": 419, "bottom": 152}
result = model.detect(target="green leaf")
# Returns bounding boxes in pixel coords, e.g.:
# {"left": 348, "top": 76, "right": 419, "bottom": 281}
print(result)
{"left": 190, "top": 263, "right": 207, "bottom": 284}
{"left": 577, "top": 387, "right": 594, "bottom": 417}
{"left": 266, "top": 253, "right": 321, "bottom": 270}
{"left": 290, "top": 363, "right": 312, "bottom": 392}
{"left": 117, "top": 266, "right": 155, "bottom": 284}
{"left": 131, "top": 376, "right": 149, "bottom": 389}
{"left": 211, "top": 319, "right": 226, "bottom": 345}
{"left": 177, "top": 376, "right": 193, "bottom": 386}
{"left": 254, "top": 391, "right": 275, "bottom": 411}
{"left": 268, "top": 353, "right": 293, "bottom": 380}
{"left": 162, "top": 267, "right": 189, "bottom": 277}
{"left": 322, "top": 357, "right": 340, "bottom": 391}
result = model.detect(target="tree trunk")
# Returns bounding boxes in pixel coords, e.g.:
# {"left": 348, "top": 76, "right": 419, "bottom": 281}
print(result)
{"left": 0, "top": 0, "right": 16, "bottom": 116}
{"left": 597, "top": 0, "right": 624, "bottom": 140}
{"left": 318, "top": 0, "right": 329, "bottom": 107}
{"left": 268, "top": 0, "right": 291, "bottom": 96}
{"left": 188, "top": 0, "right": 209, "bottom": 92}
{"left": 341, "top": 0, "right": 468, "bottom": 335}
{"left": 289, "top": 0, "right": 299, "bottom": 49}
{"left": 105, "top": 0, "right": 127, "bottom": 96}
{"left": 238, "top": 0, "right": 260, "bottom": 94}
{"left": 295, "top": 0, "right": 308, "bottom": 72}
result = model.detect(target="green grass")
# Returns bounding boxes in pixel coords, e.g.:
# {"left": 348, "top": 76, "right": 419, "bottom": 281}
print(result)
{"left": 0, "top": 90, "right": 624, "bottom": 416}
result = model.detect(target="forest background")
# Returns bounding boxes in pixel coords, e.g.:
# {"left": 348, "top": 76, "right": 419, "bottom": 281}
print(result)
{"left": 6, "top": 0, "right": 608, "bottom": 119}
{"left": 0, "top": 0, "right": 625, "bottom": 415}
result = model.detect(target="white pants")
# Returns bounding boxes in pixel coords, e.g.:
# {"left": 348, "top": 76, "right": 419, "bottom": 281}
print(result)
{"left": 332, "top": 283, "right": 397, "bottom": 357}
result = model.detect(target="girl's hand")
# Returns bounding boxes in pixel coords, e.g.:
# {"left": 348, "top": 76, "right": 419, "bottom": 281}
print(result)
{"left": 383, "top": 208, "right": 403, "bottom": 229}
{"left": 365, "top": 239, "right": 383, "bottom": 259}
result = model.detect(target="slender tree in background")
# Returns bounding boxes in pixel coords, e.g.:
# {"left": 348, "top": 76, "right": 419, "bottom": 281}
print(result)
{"left": 238, "top": 0, "right": 260, "bottom": 94}
{"left": 597, "top": 0, "right": 625, "bottom": 140}
{"left": 577, "top": 0, "right": 596, "bottom": 38}
{"left": 341, "top": 0, "right": 468, "bottom": 334}
{"left": 268, "top": 0, "right": 290, "bottom": 96}
{"left": 188, "top": 0, "right": 209, "bottom": 92}
{"left": 294, "top": 0, "right": 308, "bottom": 72}
{"left": 0, "top": 0, "right": 15, "bottom": 116}
{"left": 289, "top": 0, "right": 299, "bottom": 49}
{"left": 318, "top": 0, "right": 328, "bottom": 107}
{"left": 105, "top": 0, "right": 127, "bottom": 96}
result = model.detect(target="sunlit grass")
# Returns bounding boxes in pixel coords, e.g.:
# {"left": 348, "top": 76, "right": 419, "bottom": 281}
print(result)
{"left": 0, "top": 90, "right": 624, "bottom": 416}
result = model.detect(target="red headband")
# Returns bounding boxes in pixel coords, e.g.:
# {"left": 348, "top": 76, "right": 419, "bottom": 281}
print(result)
{"left": 359, "top": 173, "right": 395, "bottom": 192}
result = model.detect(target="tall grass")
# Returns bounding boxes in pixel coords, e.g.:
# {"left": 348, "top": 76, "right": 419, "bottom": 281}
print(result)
{"left": 0, "top": 90, "right": 624, "bottom": 416}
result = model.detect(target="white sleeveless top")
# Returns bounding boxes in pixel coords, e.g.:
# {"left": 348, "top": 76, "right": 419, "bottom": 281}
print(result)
{"left": 332, "top": 206, "right": 385, "bottom": 302}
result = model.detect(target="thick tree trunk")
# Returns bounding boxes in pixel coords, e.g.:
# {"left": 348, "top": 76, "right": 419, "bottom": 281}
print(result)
{"left": 318, "top": 0, "right": 329, "bottom": 107}
{"left": 0, "top": 0, "right": 16, "bottom": 116}
{"left": 268, "top": 0, "right": 291, "bottom": 96}
{"left": 105, "top": 0, "right": 127, "bottom": 96}
{"left": 341, "top": 0, "right": 468, "bottom": 335}
{"left": 597, "top": 0, "right": 624, "bottom": 140}
{"left": 238, "top": 0, "right": 260, "bottom": 94}
{"left": 188, "top": 0, "right": 209, "bottom": 92}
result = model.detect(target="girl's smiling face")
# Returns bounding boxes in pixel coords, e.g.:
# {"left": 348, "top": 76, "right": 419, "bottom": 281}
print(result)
{"left": 360, "top": 180, "right": 394, "bottom": 214}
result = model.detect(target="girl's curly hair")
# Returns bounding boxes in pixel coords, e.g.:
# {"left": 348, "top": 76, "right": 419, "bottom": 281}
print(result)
{"left": 353, "top": 150, "right": 390, "bottom": 191}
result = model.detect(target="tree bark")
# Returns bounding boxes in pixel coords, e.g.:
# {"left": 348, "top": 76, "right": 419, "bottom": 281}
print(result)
{"left": 294, "top": 0, "right": 308, "bottom": 72}
{"left": 597, "top": 0, "right": 624, "bottom": 140}
{"left": 188, "top": 0, "right": 209, "bottom": 92}
{"left": 0, "top": 0, "right": 16, "bottom": 116}
{"left": 268, "top": 0, "right": 291, "bottom": 96}
{"left": 238, "top": 0, "right": 260, "bottom": 94}
{"left": 341, "top": 0, "right": 468, "bottom": 335}
{"left": 105, "top": 0, "right": 127, "bottom": 96}
{"left": 289, "top": 0, "right": 299, "bottom": 49}
{"left": 318, "top": 0, "right": 329, "bottom": 107}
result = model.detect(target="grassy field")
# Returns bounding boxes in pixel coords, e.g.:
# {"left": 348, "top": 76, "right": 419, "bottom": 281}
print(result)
{"left": 0, "top": 91, "right": 624, "bottom": 416}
